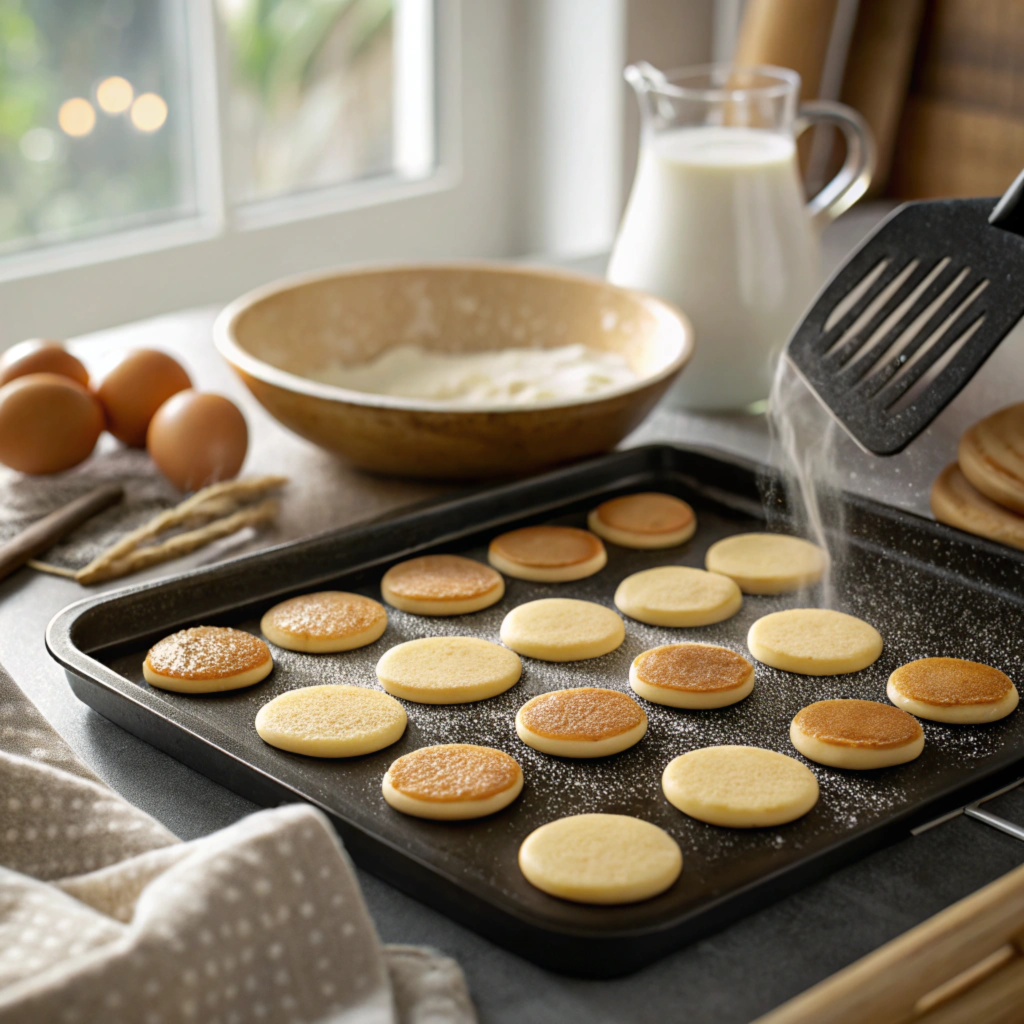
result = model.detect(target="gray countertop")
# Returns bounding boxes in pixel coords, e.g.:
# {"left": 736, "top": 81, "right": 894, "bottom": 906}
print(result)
{"left": 3, "top": 206, "right": 1023, "bottom": 1022}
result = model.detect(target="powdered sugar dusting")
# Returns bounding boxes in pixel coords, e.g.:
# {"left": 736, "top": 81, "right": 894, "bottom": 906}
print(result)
{"left": 108, "top": 487, "right": 1024, "bottom": 920}
{"left": 146, "top": 626, "right": 270, "bottom": 680}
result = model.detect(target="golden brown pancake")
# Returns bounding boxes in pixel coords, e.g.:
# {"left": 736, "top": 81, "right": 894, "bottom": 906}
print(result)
{"left": 891, "top": 658, "right": 1010, "bottom": 705}
{"left": 382, "top": 744, "right": 524, "bottom": 820}
{"left": 795, "top": 700, "right": 922, "bottom": 748}
{"left": 588, "top": 493, "right": 696, "bottom": 549}
{"left": 888, "top": 657, "right": 1019, "bottom": 724}
{"left": 791, "top": 699, "right": 924, "bottom": 769}
{"left": 143, "top": 626, "right": 273, "bottom": 693}
{"left": 931, "top": 463, "right": 1024, "bottom": 552}
{"left": 380, "top": 554, "right": 504, "bottom": 615}
{"left": 630, "top": 643, "right": 754, "bottom": 709}
{"left": 383, "top": 554, "right": 502, "bottom": 601}
{"left": 488, "top": 526, "right": 607, "bottom": 582}
{"left": 388, "top": 744, "right": 521, "bottom": 802}
{"left": 516, "top": 687, "right": 647, "bottom": 757}
{"left": 261, "top": 592, "right": 387, "bottom": 652}
{"left": 636, "top": 643, "right": 750, "bottom": 693}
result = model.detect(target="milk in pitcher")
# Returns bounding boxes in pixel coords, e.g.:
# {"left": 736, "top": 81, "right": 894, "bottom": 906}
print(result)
{"left": 608, "top": 125, "right": 820, "bottom": 411}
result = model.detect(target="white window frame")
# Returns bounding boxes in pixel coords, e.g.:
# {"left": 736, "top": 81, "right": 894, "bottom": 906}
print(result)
{"left": 0, "top": 0, "right": 521, "bottom": 346}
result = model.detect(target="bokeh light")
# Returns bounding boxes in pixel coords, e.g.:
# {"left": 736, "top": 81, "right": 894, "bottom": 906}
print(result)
{"left": 97, "top": 76, "right": 134, "bottom": 114}
{"left": 129, "top": 92, "right": 168, "bottom": 132}
{"left": 58, "top": 97, "right": 97, "bottom": 137}
{"left": 20, "top": 128, "right": 58, "bottom": 162}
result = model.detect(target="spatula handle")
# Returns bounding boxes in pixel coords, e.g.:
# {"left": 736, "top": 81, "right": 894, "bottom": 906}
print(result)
{"left": 988, "top": 167, "right": 1024, "bottom": 237}
{"left": 0, "top": 484, "right": 123, "bottom": 583}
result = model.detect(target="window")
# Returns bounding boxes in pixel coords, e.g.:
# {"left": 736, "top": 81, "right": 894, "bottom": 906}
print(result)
{"left": 219, "top": 0, "right": 431, "bottom": 206}
{"left": 0, "top": 0, "right": 436, "bottom": 260}
{"left": 0, "top": 1, "right": 644, "bottom": 347}
{"left": 0, "top": 0, "right": 195, "bottom": 256}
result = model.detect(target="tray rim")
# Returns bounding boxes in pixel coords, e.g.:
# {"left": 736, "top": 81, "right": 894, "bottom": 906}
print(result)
{"left": 44, "top": 443, "right": 1024, "bottom": 970}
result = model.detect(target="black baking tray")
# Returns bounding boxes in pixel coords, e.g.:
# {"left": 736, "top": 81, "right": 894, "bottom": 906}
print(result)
{"left": 46, "top": 445, "right": 1024, "bottom": 977}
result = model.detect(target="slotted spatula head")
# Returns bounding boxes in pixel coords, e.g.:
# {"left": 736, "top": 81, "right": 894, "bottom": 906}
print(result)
{"left": 786, "top": 174, "right": 1024, "bottom": 455}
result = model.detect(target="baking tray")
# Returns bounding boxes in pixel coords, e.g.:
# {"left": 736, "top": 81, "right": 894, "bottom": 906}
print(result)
{"left": 46, "top": 445, "right": 1024, "bottom": 977}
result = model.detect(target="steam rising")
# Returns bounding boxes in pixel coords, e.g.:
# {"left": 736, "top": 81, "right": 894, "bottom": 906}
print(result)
{"left": 765, "top": 355, "right": 844, "bottom": 608}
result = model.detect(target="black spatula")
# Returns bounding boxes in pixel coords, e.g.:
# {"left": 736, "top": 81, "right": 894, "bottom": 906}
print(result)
{"left": 785, "top": 170, "right": 1024, "bottom": 455}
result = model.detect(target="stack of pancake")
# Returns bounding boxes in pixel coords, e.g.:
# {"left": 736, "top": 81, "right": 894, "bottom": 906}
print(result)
{"left": 931, "top": 402, "right": 1024, "bottom": 551}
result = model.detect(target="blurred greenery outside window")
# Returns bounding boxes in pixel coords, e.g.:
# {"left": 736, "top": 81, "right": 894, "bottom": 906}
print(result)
{"left": 0, "top": 0, "right": 428, "bottom": 260}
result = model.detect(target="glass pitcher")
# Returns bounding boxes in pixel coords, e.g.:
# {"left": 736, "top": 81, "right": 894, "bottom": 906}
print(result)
{"left": 607, "top": 62, "right": 875, "bottom": 412}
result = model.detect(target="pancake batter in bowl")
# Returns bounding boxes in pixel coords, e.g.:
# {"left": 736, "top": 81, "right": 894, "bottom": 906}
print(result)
{"left": 308, "top": 343, "right": 638, "bottom": 406}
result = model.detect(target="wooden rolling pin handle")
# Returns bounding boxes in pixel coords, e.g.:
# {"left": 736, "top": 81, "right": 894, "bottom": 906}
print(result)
{"left": 0, "top": 483, "right": 124, "bottom": 583}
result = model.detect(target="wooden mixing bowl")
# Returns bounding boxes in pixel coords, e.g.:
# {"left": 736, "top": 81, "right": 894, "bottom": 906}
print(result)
{"left": 214, "top": 263, "right": 693, "bottom": 480}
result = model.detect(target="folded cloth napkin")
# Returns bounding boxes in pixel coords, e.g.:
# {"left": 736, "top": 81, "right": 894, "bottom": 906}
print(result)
{"left": 0, "top": 663, "right": 475, "bottom": 1024}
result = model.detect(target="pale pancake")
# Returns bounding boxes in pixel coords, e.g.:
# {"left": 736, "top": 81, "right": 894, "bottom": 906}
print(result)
{"left": 143, "top": 626, "right": 273, "bottom": 693}
{"left": 747, "top": 608, "right": 883, "bottom": 676}
{"left": 382, "top": 744, "right": 523, "bottom": 820}
{"left": 887, "top": 657, "right": 1020, "bottom": 724}
{"left": 790, "top": 699, "right": 924, "bottom": 769}
{"left": 587, "top": 492, "right": 696, "bottom": 549}
{"left": 630, "top": 643, "right": 754, "bottom": 709}
{"left": 255, "top": 684, "right": 406, "bottom": 757}
{"left": 930, "top": 463, "right": 1024, "bottom": 552}
{"left": 958, "top": 403, "right": 1024, "bottom": 514}
{"left": 515, "top": 687, "right": 648, "bottom": 757}
{"left": 614, "top": 566, "right": 742, "bottom": 627}
{"left": 261, "top": 592, "right": 387, "bottom": 652}
{"left": 704, "top": 533, "right": 826, "bottom": 594}
{"left": 380, "top": 554, "right": 505, "bottom": 615}
{"left": 518, "top": 813, "right": 682, "bottom": 904}
{"left": 375, "top": 636, "right": 521, "bottom": 704}
{"left": 662, "top": 746, "right": 819, "bottom": 828}
{"left": 500, "top": 598, "right": 625, "bottom": 661}
{"left": 488, "top": 526, "right": 607, "bottom": 582}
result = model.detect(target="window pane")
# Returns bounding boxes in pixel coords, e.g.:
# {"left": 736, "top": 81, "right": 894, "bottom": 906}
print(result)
{"left": 0, "top": 0, "right": 196, "bottom": 257}
{"left": 218, "top": 0, "right": 434, "bottom": 205}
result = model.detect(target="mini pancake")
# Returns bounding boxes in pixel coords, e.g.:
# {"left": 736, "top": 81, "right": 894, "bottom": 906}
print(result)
{"left": 887, "top": 657, "right": 1020, "bottom": 724}
{"left": 380, "top": 554, "right": 505, "bottom": 616}
{"left": 515, "top": 687, "right": 647, "bottom": 757}
{"left": 790, "top": 699, "right": 924, "bottom": 769}
{"left": 747, "top": 608, "right": 883, "bottom": 676}
{"left": 261, "top": 591, "right": 387, "bottom": 653}
{"left": 930, "top": 463, "right": 1024, "bottom": 552}
{"left": 382, "top": 744, "right": 523, "bottom": 820}
{"left": 518, "top": 813, "right": 682, "bottom": 904}
{"left": 500, "top": 598, "right": 625, "bottom": 662}
{"left": 958, "top": 403, "right": 1024, "bottom": 514}
{"left": 630, "top": 643, "right": 754, "bottom": 709}
{"left": 255, "top": 684, "right": 406, "bottom": 757}
{"left": 587, "top": 492, "right": 697, "bottom": 549}
{"left": 662, "top": 746, "right": 819, "bottom": 828}
{"left": 488, "top": 525, "right": 607, "bottom": 582}
{"left": 375, "top": 636, "right": 522, "bottom": 704}
{"left": 614, "top": 566, "right": 742, "bottom": 627}
{"left": 704, "top": 533, "right": 826, "bottom": 594}
{"left": 143, "top": 626, "right": 273, "bottom": 693}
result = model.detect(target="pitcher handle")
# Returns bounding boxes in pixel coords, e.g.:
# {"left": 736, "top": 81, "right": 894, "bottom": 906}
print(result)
{"left": 796, "top": 100, "right": 876, "bottom": 227}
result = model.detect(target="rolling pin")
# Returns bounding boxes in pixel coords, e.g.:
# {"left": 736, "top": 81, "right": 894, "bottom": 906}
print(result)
{"left": 0, "top": 483, "right": 123, "bottom": 583}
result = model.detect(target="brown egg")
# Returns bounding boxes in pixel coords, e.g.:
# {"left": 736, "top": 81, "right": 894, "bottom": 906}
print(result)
{"left": 96, "top": 348, "right": 192, "bottom": 447}
{"left": 147, "top": 391, "right": 248, "bottom": 491}
{"left": 0, "top": 340, "right": 89, "bottom": 388}
{"left": 0, "top": 373, "right": 105, "bottom": 474}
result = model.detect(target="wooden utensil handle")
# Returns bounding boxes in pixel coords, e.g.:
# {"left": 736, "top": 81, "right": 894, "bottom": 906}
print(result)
{"left": 0, "top": 484, "right": 123, "bottom": 583}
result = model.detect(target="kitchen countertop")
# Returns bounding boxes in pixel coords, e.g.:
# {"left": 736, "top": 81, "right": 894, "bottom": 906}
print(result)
{"left": 3, "top": 205, "right": 1023, "bottom": 1022}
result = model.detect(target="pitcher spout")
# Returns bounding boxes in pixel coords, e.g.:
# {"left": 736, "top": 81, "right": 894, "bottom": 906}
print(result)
{"left": 624, "top": 62, "right": 674, "bottom": 125}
